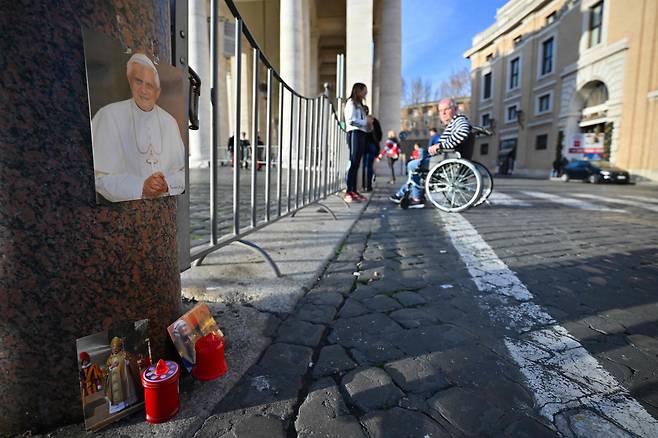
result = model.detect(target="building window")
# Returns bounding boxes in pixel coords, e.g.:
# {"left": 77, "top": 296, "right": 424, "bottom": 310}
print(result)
{"left": 546, "top": 11, "right": 557, "bottom": 25}
{"left": 541, "top": 37, "right": 554, "bottom": 75}
{"left": 536, "top": 134, "right": 548, "bottom": 150}
{"left": 481, "top": 113, "right": 491, "bottom": 127}
{"left": 483, "top": 72, "right": 492, "bottom": 100}
{"left": 537, "top": 93, "right": 551, "bottom": 113}
{"left": 506, "top": 105, "right": 518, "bottom": 123}
{"left": 513, "top": 35, "right": 523, "bottom": 47}
{"left": 480, "top": 143, "right": 489, "bottom": 155}
{"left": 509, "top": 57, "right": 520, "bottom": 90}
{"left": 589, "top": 1, "right": 604, "bottom": 47}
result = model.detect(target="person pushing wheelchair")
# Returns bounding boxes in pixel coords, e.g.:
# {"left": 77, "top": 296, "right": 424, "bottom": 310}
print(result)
{"left": 389, "top": 98, "right": 472, "bottom": 209}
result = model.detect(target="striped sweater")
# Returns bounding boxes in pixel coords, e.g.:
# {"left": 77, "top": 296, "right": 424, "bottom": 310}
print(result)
{"left": 437, "top": 114, "right": 472, "bottom": 150}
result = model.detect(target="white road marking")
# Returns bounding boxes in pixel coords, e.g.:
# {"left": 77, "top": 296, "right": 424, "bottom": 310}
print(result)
{"left": 522, "top": 191, "right": 627, "bottom": 213}
{"left": 487, "top": 192, "right": 533, "bottom": 207}
{"left": 572, "top": 193, "right": 658, "bottom": 213}
{"left": 439, "top": 211, "right": 658, "bottom": 437}
{"left": 622, "top": 195, "right": 658, "bottom": 204}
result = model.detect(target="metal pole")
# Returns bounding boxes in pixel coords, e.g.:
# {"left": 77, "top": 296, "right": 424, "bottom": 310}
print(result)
{"left": 210, "top": 0, "right": 219, "bottom": 244}
{"left": 277, "top": 82, "right": 284, "bottom": 217}
{"left": 250, "top": 48, "right": 259, "bottom": 228}
{"left": 295, "top": 95, "right": 302, "bottom": 210}
{"left": 287, "top": 92, "right": 294, "bottom": 212}
{"left": 301, "top": 98, "right": 308, "bottom": 205}
{"left": 233, "top": 18, "right": 242, "bottom": 235}
{"left": 265, "top": 68, "right": 273, "bottom": 222}
{"left": 308, "top": 98, "right": 316, "bottom": 202}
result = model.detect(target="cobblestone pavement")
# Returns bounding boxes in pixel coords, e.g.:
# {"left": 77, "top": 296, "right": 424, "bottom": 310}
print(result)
{"left": 190, "top": 178, "right": 658, "bottom": 437}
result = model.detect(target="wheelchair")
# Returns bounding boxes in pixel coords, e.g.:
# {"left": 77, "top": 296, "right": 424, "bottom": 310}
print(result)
{"left": 399, "top": 128, "right": 494, "bottom": 213}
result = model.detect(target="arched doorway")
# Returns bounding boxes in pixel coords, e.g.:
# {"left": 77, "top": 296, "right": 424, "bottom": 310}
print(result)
{"left": 564, "top": 80, "right": 611, "bottom": 161}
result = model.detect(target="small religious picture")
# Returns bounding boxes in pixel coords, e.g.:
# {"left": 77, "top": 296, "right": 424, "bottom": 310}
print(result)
{"left": 76, "top": 319, "right": 152, "bottom": 431}
{"left": 82, "top": 28, "right": 186, "bottom": 203}
{"left": 168, "top": 304, "right": 224, "bottom": 372}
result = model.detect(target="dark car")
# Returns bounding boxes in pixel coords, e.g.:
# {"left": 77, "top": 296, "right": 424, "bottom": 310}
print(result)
{"left": 561, "top": 160, "right": 630, "bottom": 184}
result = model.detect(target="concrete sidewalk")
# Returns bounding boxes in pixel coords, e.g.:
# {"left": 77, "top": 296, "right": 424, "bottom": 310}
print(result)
{"left": 42, "top": 193, "right": 368, "bottom": 438}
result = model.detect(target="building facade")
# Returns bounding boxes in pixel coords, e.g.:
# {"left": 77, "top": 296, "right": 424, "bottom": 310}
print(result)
{"left": 187, "top": 0, "right": 401, "bottom": 168}
{"left": 465, "top": 0, "right": 658, "bottom": 179}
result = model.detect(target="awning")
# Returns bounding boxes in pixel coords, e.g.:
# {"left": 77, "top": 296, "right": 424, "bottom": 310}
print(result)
{"left": 498, "top": 145, "right": 516, "bottom": 158}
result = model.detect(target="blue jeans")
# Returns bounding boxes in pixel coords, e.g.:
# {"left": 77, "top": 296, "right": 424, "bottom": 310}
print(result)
{"left": 396, "top": 157, "right": 429, "bottom": 199}
{"left": 362, "top": 142, "right": 378, "bottom": 189}
{"left": 346, "top": 131, "right": 366, "bottom": 192}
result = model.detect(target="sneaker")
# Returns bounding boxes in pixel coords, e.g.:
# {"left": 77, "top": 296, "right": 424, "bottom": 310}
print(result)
{"left": 343, "top": 192, "right": 353, "bottom": 203}
{"left": 389, "top": 194, "right": 402, "bottom": 204}
{"left": 353, "top": 192, "right": 367, "bottom": 201}
{"left": 408, "top": 197, "right": 425, "bottom": 209}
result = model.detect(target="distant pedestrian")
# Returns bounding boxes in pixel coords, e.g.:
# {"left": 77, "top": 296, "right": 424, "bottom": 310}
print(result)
{"left": 362, "top": 107, "right": 382, "bottom": 192}
{"left": 343, "top": 82, "right": 371, "bottom": 203}
{"left": 239, "top": 131, "right": 250, "bottom": 169}
{"left": 410, "top": 143, "right": 421, "bottom": 161}
{"left": 227, "top": 135, "right": 234, "bottom": 167}
{"left": 377, "top": 131, "right": 401, "bottom": 184}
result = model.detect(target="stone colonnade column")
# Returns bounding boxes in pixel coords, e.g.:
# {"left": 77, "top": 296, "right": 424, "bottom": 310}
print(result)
{"left": 377, "top": 0, "right": 402, "bottom": 136}
{"left": 0, "top": 1, "right": 181, "bottom": 434}
{"left": 189, "top": 0, "right": 211, "bottom": 167}
{"left": 280, "top": 0, "right": 307, "bottom": 169}
{"left": 346, "top": 0, "right": 374, "bottom": 105}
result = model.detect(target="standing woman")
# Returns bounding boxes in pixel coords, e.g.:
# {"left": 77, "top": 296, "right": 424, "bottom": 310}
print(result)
{"left": 343, "top": 83, "right": 370, "bottom": 202}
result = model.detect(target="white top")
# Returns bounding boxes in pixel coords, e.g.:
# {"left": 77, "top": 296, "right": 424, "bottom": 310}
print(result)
{"left": 91, "top": 98, "right": 186, "bottom": 202}
{"left": 343, "top": 98, "right": 369, "bottom": 133}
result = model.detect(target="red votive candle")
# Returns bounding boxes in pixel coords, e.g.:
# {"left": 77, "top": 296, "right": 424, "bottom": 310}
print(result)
{"left": 192, "top": 332, "right": 228, "bottom": 381}
{"left": 141, "top": 359, "right": 180, "bottom": 424}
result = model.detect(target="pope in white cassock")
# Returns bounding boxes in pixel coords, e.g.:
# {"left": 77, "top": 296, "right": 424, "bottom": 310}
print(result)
{"left": 91, "top": 53, "right": 185, "bottom": 202}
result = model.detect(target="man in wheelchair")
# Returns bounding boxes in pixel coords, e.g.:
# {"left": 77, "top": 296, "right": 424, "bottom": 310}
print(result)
{"left": 390, "top": 98, "right": 472, "bottom": 208}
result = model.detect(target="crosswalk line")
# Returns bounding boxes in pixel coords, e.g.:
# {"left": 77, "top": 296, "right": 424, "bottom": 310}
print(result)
{"left": 439, "top": 210, "right": 658, "bottom": 437}
{"left": 622, "top": 195, "right": 658, "bottom": 204}
{"left": 487, "top": 192, "right": 533, "bottom": 207}
{"left": 572, "top": 193, "right": 658, "bottom": 213}
{"left": 521, "top": 191, "right": 627, "bottom": 213}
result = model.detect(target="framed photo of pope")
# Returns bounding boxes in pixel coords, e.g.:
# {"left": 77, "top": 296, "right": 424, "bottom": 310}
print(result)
{"left": 83, "top": 29, "right": 186, "bottom": 203}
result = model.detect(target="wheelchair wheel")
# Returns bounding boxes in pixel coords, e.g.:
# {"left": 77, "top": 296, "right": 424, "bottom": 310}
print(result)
{"left": 471, "top": 161, "right": 494, "bottom": 206}
{"left": 424, "top": 159, "right": 482, "bottom": 212}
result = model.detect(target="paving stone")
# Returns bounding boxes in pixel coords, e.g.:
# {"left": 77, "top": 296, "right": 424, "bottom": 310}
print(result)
{"left": 362, "top": 295, "right": 403, "bottom": 313}
{"left": 338, "top": 298, "right": 370, "bottom": 318}
{"left": 349, "top": 336, "right": 407, "bottom": 366}
{"left": 313, "top": 344, "right": 358, "bottom": 377}
{"left": 295, "top": 378, "right": 366, "bottom": 438}
{"left": 555, "top": 409, "right": 631, "bottom": 438}
{"left": 390, "top": 324, "right": 474, "bottom": 355}
{"left": 389, "top": 308, "right": 438, "bottom": 328}
{"left": 427, "top": 387, "right": 502, "bottom": 436}
{"left": 504, "top": 416, "right": 558, "bottom": 437}
{"left": 220, "top": 415, "right": 288, "bottom": 438}
{"left": 361, "top": 407, "right": 449, "bottom": 438}
{"left": 304, "top": 290, "right": 345, "bottom": 307}
{"left": 275, "top": 318, "right": 325, "bottom": 347}
{"left": 398, "top": 393, "right": 428, "bottom": 412}
{"left": 384, "top": 355, "right": 451, "bottom": 395}
{"left": 426, "top": 344, "right": 506, "bottom": 387}
{"left": 329, "top": 313, "right": 403, "bottom": 346}
{"left": 296, "top": 303, "right": 337, "bottom": 324}
{"left": 393, "top": 291, "right": 427, "bottom": 307}
{"left": 342, "top": 367, "right": 404, "bottom": 412}
{"left": 351, "top": 284, "right": 381, "bottom": 301}
{"left": 258, "top": 343, "right": 313, "bottom": 376}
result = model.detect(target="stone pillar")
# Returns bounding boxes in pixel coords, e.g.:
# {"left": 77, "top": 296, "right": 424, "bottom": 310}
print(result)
{"left": 0, "top": 1, "right": 181, "bottom": 434}
{"left": 346, "top": 0, "right": 374, "bottom": 104}
{"left": 189, "top": 0, "right": 211, "bottom": 167}
{"left": 280, "top": 0, "right": 306, "bottom": 168}
{"left": 377, "top": 0, "right": 402, "bottom": 136}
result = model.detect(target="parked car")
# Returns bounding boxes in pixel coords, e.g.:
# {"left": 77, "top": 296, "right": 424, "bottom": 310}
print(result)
{"left": 561, "top": 160, "right": 630, "bottom": 184}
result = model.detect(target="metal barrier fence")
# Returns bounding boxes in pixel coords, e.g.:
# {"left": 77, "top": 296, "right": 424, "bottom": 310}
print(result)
{"left": 186, "top": 0, "right": 348, "bottom": 276}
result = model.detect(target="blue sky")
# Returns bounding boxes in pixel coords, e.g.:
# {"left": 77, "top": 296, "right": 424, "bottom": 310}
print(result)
{"left": 402, "top": 0, "right": 508, "bottom": 86}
